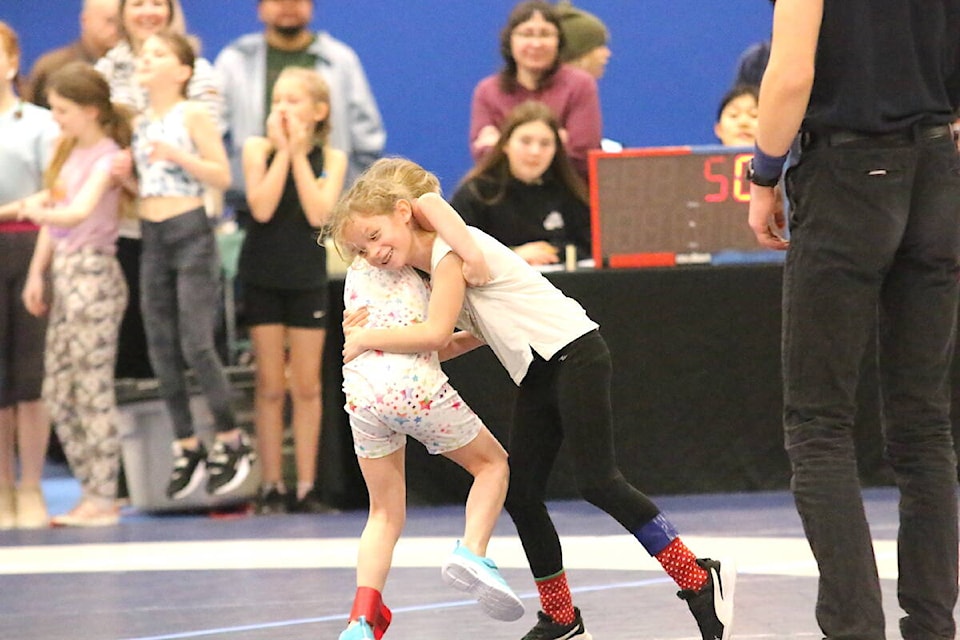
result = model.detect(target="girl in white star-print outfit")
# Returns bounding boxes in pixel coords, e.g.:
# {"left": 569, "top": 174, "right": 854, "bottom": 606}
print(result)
{"left": 336, "top": 238, "right": 523, "bottom": 639}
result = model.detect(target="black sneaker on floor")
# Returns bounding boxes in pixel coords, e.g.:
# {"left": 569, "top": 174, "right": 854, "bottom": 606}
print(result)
{"left": 166, "top": 442, "right": 208, "bottom": 500}
{"left": 255, "top": 486, "right": 290, "bottom": 515}
{"left": 206, "top": 432, "right": 255, "bottom": 495}
{"left": 521, "top": 607, "right": 592, "bottom": 640}
{"left": 677, "top": 557, "right": 737, "bottom": 640}
{"left": 290, "top": 487, "right": 340, "bottom": 514}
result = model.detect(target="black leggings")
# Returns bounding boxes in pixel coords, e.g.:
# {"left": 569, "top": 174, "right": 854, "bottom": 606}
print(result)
{"left": 503, "top": 330, "right": 661, "bottom": 579}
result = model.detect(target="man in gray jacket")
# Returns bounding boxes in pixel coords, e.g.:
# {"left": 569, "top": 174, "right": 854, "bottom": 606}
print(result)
{"left": 215, "top": 0, "right": 385, "bottom": 211}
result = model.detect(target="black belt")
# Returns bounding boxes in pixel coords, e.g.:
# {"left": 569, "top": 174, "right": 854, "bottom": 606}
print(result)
{"left": 800, "top": 123, "right": 954, "bottom": 151}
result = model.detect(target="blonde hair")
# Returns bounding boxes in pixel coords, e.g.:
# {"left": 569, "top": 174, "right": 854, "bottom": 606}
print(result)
{"left": 328, "top": 157, "right": 441, "bottom": 259}
{"left": 275, "top": 66, "right": 332, "bottom": 145}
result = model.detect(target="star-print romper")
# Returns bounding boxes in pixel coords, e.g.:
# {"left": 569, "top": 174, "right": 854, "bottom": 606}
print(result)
{"left": 342, "top": 258, "right": 483, "bottom": 458}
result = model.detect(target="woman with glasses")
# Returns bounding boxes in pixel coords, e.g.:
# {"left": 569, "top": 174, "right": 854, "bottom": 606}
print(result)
{"left": 469, "top": 0, "right": 601, "bottom": 180}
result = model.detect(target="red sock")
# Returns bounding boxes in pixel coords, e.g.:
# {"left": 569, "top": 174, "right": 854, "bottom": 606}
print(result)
{"left": 655, "top": 538, "right": 708, "bottom": 591}
{"left": 535, "top": 571, "right": 576, "bottom": 625}
{"left": 349, "top": 586, "right": 392, "bottom": 639}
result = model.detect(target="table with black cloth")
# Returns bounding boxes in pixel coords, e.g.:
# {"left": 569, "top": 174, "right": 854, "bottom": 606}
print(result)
{"left": 317, "top": 263, "right": 954, "bottom": 510}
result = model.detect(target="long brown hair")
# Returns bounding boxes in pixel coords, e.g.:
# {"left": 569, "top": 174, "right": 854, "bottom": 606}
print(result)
{"left": 44, "top": 62, "right": 134, "bottom": 207}
{"left": 497, "top": 1, "right": 566, "bottom": 93}
{"left": 459, "top": 100, "right": 587, "bottom": 206}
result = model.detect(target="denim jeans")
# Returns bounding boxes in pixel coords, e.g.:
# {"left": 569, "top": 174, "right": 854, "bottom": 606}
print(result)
{"left": 784, "top": 135, "right": 960, "bottom": 639}
{"left": 140, "top": 207, "right": 236, "bottom": 439}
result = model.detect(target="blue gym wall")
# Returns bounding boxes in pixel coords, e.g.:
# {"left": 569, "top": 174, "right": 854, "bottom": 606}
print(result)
{"left": 5, "top": 1, "right": 771, "bottom": 193}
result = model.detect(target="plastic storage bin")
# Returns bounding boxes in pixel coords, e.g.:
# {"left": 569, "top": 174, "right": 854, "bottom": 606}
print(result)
{"left": 115, "top": 366, "right": 260, "bottom": 512}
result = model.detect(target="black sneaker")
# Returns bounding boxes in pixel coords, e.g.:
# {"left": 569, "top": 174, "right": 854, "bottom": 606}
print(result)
{"left": 166, "top": 442, "right": 208, "bottom": 500}
{"left": 677, "top": 558, "right": 737, "bottom": 640}
{"left": 290, "top": 487, "right": 340, "bottom": 514}
{"left": 522, "top": 607, "right": 592, "bottom": 640}
{"left": 255, "top": 486, "right": 290, "bottom": 515}
{"left": 206, "top": 432, "right": 255, "bottom": 495}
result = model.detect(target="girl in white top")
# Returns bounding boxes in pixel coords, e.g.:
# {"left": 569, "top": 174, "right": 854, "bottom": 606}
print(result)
{"left": 333, "top": 157, "right": 735, "bottom": 640}
{"left": 19, "top": 62, "right": 132, "bottom": 527}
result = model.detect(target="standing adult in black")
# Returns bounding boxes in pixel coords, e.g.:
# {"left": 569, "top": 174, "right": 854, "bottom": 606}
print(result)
{"left": 748, "top": 2, "right": 960, "bottom": 639}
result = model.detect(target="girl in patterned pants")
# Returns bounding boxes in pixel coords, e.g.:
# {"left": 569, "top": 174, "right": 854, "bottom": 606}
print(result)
{"left": 21, "top": 62, "right": 131, "bottom": 527}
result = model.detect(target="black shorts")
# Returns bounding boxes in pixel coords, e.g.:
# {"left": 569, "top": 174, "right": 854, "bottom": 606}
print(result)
{"left": 0, "top": 232, "right": 47, "bottom": 406}
{"left": 243, "top": 282, "right": 328, "bottom": 329}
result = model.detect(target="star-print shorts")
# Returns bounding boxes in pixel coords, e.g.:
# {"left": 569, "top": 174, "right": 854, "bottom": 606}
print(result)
{"left": 347, "top": 380, "right": 483, "bottom": 459}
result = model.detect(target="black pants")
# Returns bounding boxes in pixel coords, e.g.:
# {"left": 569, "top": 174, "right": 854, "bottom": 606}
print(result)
{"left": 784, "top": 132, "right": 960, "bottom": 639}
{"left": 504, "top": 330, "right": 661, "bottom": 579}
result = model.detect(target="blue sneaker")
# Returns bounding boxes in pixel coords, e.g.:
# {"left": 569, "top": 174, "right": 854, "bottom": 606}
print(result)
{"left": 338, "top": 616, "right": 374, "bottom": 640}
{"left": 441, "top": 541, "right": 525, "bottom": 621}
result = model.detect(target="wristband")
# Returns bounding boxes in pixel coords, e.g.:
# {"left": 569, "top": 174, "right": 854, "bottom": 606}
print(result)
{"left": 751, "top": 144, "right": 789, "bottom": 182}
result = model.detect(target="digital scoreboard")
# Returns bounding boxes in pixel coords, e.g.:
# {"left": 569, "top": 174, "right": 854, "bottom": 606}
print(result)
{"left": 588, "top": 146, "right": 774, "bottom": 267}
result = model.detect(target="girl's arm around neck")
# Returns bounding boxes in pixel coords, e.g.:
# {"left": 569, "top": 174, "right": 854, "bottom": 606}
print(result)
{"left": 343, "top": 253, "right": 467, "bottom": 360}
{"left": 413, "top": 193, "right": 490, "bottom": 285}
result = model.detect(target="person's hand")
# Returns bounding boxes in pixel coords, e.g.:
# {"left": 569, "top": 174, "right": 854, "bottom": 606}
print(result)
{"left": 22, "top": 273, "right": 47, "bottom": 317}
{"left": 18, "top": 191, "right": 52, "bottom": 220}
{"left": 286, "top": 114, "right": 312, "bottom": 156}
{"left": 472, "top": 125, "right": 500, "bottom": 154}
{"left": 147, "top": 140, "right": 181, "bottom": 165}
{"left": 266, "top": 110, "right": 290, "bottom": 152}
{"left": 111, "top": 149, "right": 134, "bottom": 183}
{"left": 18, "top": 205, "right": 45, "bottom": 225}
{"left": 461, "top": 257, "right": 491, "bottom": 287}
{"left": 342, "top": 325, "right": 369, "bottom": 363}
{"left": 748, "top": 183, "right": 789, "bottom": 250}
{"left": 514, "top": 241, "right": 560, "bottom": 265}
{"left": 343, "top": 306, "right": 369, "bottom": 331}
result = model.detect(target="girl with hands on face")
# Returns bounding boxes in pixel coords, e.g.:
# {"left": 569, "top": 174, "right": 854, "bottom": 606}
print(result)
{"left": 238, "top": 67, "right": 348, "bottom": 514}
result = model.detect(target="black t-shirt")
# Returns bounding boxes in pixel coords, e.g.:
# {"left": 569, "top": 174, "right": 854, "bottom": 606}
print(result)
{"left": 238, "top": 145, "right": 327, "bottom": 290}
{"left": 804, "top": 0, "right": 960, "bottom": 133}
{"left": 450, "top": 172, "right": 591, "bottom": 260}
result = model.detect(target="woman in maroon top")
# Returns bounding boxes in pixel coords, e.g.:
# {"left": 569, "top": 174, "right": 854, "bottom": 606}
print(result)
{"left": 469, "top": 0, "right": 601, "bottom": 180}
